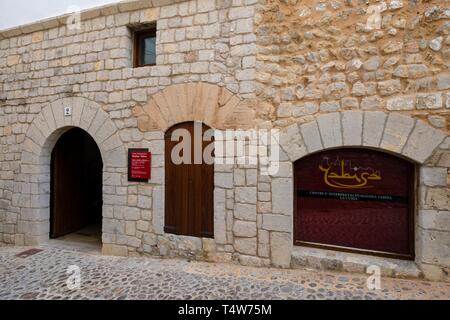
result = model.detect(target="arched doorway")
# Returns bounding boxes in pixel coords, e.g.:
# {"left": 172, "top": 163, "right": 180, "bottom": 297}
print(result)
{"left": 294, "top": 148, "right": 415, "bottom": 259}
{"left": 164, "top": 122, "right": 214, "bottom": 238}
{"left": 50, "top": 128, "right": 103, "bottom": 242}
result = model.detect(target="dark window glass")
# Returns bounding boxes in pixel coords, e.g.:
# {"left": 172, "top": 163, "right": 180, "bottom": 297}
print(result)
{"left": 140, "top": 35, "right": 156, "bottom": 66}
{"left": 134, "top": 28, "right": 156, "bottom": 67}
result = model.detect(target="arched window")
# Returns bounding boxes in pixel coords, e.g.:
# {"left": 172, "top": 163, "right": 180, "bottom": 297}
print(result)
{"left": 164, "top": 122, "right": 214, "bottom": 238}
{"left": 294, "top": 148, "right": 415, "bottom": 259}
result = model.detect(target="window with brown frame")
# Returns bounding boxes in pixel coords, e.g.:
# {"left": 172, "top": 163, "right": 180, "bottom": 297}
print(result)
{"left": 133, "top": 26, "right": 157, "bottom": 68}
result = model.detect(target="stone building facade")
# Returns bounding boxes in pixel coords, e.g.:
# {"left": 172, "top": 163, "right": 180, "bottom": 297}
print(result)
{"left": 0, "top": 0, "right": 449, "bottom": 282}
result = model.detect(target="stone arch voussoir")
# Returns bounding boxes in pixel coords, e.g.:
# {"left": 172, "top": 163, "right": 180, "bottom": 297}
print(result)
{"left": 132, "top": 82, "right": 256, "bottom": 131}
{"left": 279, "top": 111, "right": 447, "bottom": 164}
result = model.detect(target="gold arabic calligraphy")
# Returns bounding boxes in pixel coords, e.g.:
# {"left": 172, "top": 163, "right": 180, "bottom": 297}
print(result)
{"left": 319, "top": 159, "right": 382, "bottom": 189}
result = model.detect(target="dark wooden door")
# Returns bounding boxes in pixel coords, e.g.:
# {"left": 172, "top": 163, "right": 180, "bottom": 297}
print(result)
{"left": 294, "top": 148, "right": 415, "bottom": 259}
{"left": 165, "top": 122, "right": 214, "bottom": 238}
{"left": 51, "top": 128, "right": 103, "bottom": 238}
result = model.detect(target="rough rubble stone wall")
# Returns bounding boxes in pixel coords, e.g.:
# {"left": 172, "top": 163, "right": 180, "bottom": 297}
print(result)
{"left": 254, "top": 0, "right": 450, "bottom": 281}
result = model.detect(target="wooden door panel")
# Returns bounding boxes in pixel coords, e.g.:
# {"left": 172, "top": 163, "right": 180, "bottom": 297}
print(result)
{"left": 51, "top": 130, "right": 84, "bottom": 237}
{"left": 165, "top": 122, "right": 214, "bottom": 238}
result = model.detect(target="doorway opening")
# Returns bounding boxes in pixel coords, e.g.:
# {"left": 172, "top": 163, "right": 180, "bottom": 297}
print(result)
{"left": 50, "top": 128, "right": 103, "bottom": 247}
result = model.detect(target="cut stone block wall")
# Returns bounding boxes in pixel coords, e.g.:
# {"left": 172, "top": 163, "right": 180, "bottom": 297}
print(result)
{"left": 0, "top": 0, "right": 260, "bottom": 265}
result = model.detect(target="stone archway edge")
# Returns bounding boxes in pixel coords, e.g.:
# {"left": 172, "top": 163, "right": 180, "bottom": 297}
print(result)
{"left": 279, "top": 111, "right": 448, "bottom": 165}
{"left": 17, "top": 96, "right": 125, "bottom": 245}
{"left": 23, "top": 97, "right": 125, "bottom": 168}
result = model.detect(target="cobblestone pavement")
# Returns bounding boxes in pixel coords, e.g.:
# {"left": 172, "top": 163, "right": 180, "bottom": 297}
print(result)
{"left": 0, "top": 243, "right": 449, "bottom": 300}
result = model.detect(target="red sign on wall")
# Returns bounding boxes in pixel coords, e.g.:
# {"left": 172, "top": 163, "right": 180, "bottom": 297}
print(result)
{"left": 128, "top": 149, "right": 151, "bottom": 182}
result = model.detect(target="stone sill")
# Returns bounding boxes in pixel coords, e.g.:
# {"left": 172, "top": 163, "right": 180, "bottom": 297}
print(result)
{"left": 291, "top": 246, "right": 423, "bottom": 280}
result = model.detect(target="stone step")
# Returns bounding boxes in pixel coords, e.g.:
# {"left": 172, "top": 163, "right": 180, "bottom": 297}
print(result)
{"left": 291, "top": 246, "right": 423, "bottom": 280}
